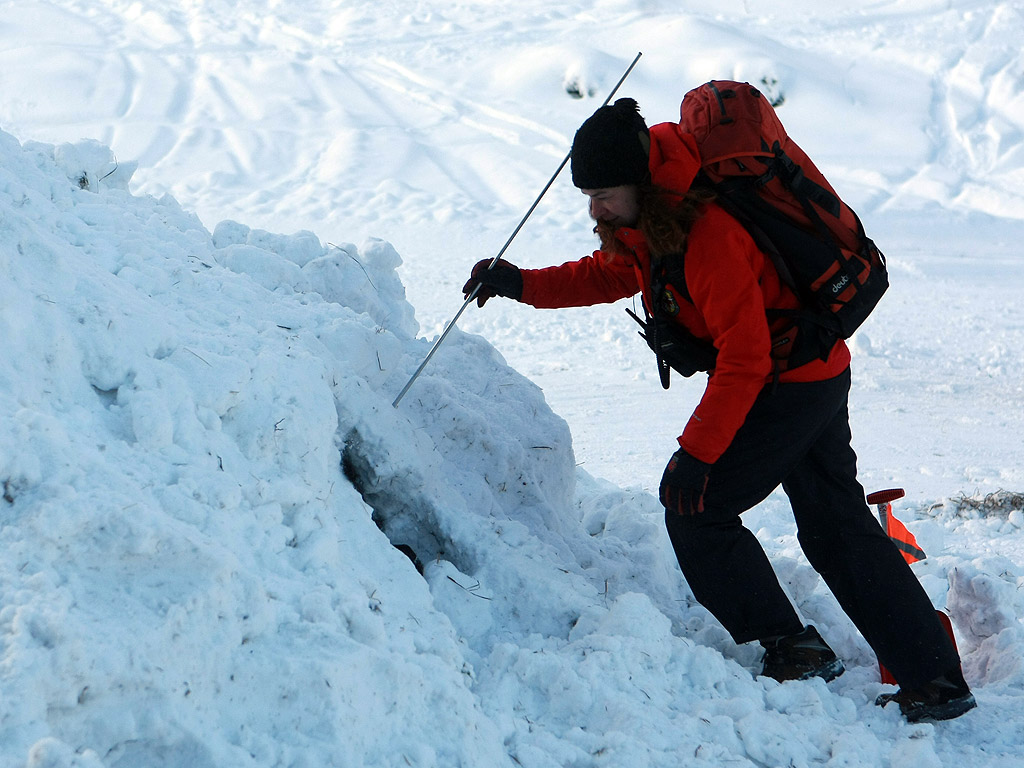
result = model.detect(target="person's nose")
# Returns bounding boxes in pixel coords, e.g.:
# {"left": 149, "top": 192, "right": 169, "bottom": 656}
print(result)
{"left": 590, "top": 199, "right": 606, "bottom": 220}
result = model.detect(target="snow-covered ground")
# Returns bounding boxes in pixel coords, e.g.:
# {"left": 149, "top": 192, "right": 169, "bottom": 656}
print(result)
{"left": 1, "top": 1, "right": 1023, "bottom": 766}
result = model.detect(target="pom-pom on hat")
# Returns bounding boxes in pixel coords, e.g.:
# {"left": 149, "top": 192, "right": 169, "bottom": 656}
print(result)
{"left": 570, "top": 98, "right": 651, "bottom": 189}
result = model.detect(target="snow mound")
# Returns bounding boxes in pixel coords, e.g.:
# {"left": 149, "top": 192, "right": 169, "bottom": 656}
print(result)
{"left": 0, "top": 127, "right": 574, "bottom": 765}
{"left": 3, "top": 125, "right": 1024, "bottom": 767}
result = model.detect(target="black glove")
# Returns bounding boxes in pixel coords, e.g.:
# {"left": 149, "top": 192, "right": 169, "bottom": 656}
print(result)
{"left": 462, "top": 258, "right": 523, "bottom": 307}
{"left": 660, "top": 448, "right": 712, "bottom": 515}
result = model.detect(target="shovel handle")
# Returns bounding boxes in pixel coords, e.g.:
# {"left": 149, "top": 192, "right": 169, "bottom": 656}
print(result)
{"left": 866, "top": 488, "right": 905, "bottom": 506}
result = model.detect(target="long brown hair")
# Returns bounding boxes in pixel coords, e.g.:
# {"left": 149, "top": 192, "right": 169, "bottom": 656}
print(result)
{"left": 595, "top": 182, "right": 715, "bottom": 263}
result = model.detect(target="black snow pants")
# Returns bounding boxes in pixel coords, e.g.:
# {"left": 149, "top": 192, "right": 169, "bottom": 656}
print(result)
{"left": 664, "top": 367, "right": 962, "bottom": 690}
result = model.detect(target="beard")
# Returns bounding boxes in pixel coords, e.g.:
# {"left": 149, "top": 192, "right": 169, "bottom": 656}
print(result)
{"left": 593, "top": 219, "right": 630, "bottom": 257}
{"left": 591, "top": 184, "right": 715, "bottom": 260}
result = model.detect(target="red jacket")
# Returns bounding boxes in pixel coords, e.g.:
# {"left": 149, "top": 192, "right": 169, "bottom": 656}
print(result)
{"left": 519, "top": 122, "right": 850, "bottom": 464}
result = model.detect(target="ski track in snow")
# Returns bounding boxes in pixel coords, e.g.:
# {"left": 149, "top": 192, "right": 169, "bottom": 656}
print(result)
{"left": 2, "top": 1, "right": 1024, "bottom": 766}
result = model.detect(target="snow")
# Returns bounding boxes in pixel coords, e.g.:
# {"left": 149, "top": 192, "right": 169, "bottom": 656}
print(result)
{"left": 1, "top": 0, "right": 1023, "bottom": 766}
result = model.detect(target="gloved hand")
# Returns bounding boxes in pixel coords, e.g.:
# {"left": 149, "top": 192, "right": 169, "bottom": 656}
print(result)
{"left": 462, "top": 258, "right": 523, "bottom": 307}
{"left": 659, "top": 448, "right": 712, "bottom": 515}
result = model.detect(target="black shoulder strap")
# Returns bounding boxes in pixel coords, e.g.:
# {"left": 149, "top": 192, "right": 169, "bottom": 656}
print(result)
{"left": 654, "top": 251, "right": 691, "bottom": 304}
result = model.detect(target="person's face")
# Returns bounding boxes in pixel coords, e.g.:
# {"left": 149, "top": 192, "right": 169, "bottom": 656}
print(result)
{"left": 582, "top": 185, "right": 640, "bottom": 228}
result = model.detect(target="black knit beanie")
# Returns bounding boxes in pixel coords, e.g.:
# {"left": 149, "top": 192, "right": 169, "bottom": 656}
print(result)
{"left": 570, "top": 98, "right": 651, "bottom": 189}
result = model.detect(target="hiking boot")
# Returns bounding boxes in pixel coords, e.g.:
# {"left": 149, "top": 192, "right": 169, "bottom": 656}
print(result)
{"left": 760, "top": 625, "right": 845, "bottom": 682}
{"left": 875, "top": 668, "right": 977, "bottom": 722}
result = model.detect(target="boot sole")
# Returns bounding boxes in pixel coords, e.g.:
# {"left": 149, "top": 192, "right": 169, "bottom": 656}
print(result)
{"left": 904, "top": 692, "right": 977, "bottom": 722}
{"left": 876, "top": 691, "right": 977, "bottom": 722}
{"left": 764, "top": 657, "right": 846, "bottom": 683}
{"left": 799, "top": 657, "right": 845, "bottom": 683}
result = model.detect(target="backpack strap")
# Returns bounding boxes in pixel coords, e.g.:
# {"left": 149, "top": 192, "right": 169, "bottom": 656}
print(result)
{"left": 767, "top": 143, "right": 842, "bottom": 219}
{"left": 650, "top": 254, "right": 682, "bottom": 389}
{"left": 654, "top": 251, "right": 691, "bottom": 304}
{"left": 630, "top": 251, "right": 718, "bottom": 389}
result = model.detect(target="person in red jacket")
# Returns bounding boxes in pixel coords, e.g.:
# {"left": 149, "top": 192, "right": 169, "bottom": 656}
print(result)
{"left": 463, "top": 98, "right": 975, "bottom": 722}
